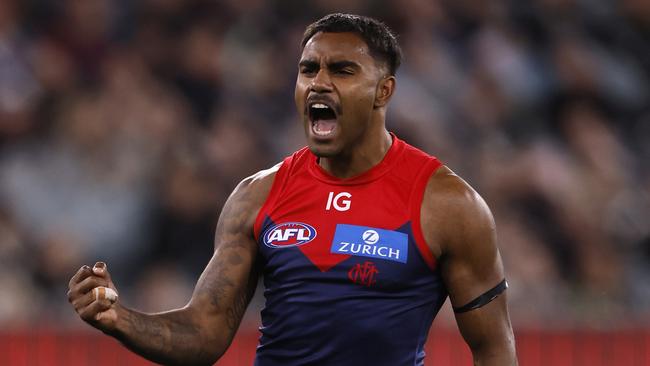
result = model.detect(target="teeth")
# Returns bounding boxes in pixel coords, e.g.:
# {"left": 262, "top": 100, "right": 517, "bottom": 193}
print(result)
{"left": 314, "top": 129, "right": 331, "bottom": 136}
{"left": 312, "top": 103, "right": 328, "bottom": 109}
{"left": 313, "top": 121, "right": 336, "bottom": 136}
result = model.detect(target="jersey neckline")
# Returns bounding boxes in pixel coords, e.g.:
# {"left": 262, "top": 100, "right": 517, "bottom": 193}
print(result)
{"left": 307, "top": 132, "right": 405, "bottom": 185}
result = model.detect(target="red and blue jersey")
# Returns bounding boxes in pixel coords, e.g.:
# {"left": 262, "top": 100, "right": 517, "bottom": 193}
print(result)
{"left": 253, "top": 134, "right": 447, "bottom": 365}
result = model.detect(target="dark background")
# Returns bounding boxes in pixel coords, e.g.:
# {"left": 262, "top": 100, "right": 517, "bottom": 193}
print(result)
{"left": 0, "top": 0, "right": 648, "bottom": 356}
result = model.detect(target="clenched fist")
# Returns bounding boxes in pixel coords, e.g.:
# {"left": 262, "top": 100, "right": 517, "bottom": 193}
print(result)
{"left": 67, "top": 262, "right": 121, "bottom": 333}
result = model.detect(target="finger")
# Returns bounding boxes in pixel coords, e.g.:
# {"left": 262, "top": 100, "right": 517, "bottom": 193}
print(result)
{"left": 93, "top": 287, "right": 118, "bottom": 303}
{"left": 68, "top": 267, "right": 101, "bottom": 303}
{"left": 92, "top": 262, "right": 107, "bottom": 277}
{"left": 68, "top": 265, "right": 92, "bottom": 288}
{"left": 71, "top": 290, "right": 96, "bottom": 311}
{"left": 78, "top": 298, "right": 114, "bottom": 323}
{"left": 72, "top": 287, "right": 118, "bottom": 314}
{"left": 74, "top": 275, "right": 109, "bottom": 296}
{"left": 92, "top": 262, "right": 114, "bottom": 285}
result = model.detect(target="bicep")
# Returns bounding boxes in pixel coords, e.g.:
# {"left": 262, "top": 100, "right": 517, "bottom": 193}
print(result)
{"left": 432, "top": 180, "right": 514, "bottom": 357}
{"left": 191, "top": 235, "right": 258, "bottom": 332}
{"left": 440, "top": 194, "right": 504, "bottom": 308}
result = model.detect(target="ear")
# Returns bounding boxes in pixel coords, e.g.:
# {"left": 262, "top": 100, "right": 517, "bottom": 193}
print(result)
{"left": 374, "top": 76, "right": 396, "bottom": 108}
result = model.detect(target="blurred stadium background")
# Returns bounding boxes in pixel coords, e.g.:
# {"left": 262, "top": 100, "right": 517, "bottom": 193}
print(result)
{"left": 0, "top": 0, "right": 649, "bottom": 365}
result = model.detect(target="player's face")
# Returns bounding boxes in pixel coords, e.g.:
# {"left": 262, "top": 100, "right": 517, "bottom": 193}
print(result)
{"left": 295, "top": 32, "right": 385, "bottom": 158}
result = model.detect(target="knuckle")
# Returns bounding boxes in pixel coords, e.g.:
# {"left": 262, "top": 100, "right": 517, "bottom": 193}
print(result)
{"left": 79, "top": 307, "right": 96, "bottom": 321}
{"left": 80, "top": 277, "right": 101, "bottom": 290}
{"left": 96, "top": 299, "right": 112, "bottom": 311}
{"left": 79, "top": 310, "right": 91, "bottom": 320}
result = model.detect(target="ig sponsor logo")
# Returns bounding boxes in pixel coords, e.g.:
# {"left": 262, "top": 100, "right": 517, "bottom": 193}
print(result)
{"left": 326, "top": 192, "right": 352, "bottom": 211}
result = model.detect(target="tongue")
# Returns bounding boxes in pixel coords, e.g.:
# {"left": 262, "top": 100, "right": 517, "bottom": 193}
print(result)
{"left": 313, "top": 119, "right": 336, "bottom": 134}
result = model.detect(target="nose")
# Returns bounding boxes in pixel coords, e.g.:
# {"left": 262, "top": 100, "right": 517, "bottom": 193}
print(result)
{"left": 310, "top": 69, "right": 333, "bottom": 93}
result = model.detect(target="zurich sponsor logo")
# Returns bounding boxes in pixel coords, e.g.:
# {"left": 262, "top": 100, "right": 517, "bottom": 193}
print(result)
{"left": 362, "top": 230, "right": 379, "bottom": 244}
{"left": 331, "top": 224, "right": 408, "bottom": 263}
{"left": 263, "top": 222, "right": 317, "bottom": 248}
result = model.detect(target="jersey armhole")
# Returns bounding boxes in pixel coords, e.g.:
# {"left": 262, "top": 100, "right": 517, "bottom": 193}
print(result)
{"left": 409, "top": 158, "right": 443, "bottom": 272}
{"left": 253, "top": 158, "right": 292, "bottom": 239}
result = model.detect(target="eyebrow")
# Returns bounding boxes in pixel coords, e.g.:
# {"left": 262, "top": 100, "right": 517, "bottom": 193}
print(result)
{"left": 299, "top": 60, "right": 318, "bottom": 69}
{"left": 298, "top": 59, "right": 361, "bottom": 70}
{"left": 329, "top": 61, "right": 359, "bottom": 70}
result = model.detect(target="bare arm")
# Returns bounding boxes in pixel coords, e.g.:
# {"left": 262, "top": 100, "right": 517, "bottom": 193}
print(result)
{"left": 68, "top": 167, "right": 277, "bottom": 365}
{"left": 422, "top": 166, "right": 517, "bottom": 366}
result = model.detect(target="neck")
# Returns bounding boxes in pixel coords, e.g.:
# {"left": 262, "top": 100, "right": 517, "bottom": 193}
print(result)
{"left": 319, "top": 129, "right": 393, "bottom": 179}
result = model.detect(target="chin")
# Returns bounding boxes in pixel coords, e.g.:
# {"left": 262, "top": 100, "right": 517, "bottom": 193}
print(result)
{"left": 307, "top": 140, "right": 340, "bottom": 158}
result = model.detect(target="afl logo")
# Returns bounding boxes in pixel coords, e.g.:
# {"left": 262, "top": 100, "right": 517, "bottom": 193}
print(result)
{"left": 263, "top": 222, "right": 317, "bottom": 248}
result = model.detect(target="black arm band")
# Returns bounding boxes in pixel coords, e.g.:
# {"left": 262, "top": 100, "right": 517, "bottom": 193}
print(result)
{"left": 453, "top": 279, "right": 508, "bottom": 314}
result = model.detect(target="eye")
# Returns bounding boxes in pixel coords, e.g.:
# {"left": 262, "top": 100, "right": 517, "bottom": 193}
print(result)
{"left": 335, "top": 68, "right": 354, "bottom": 75}
{"left": 300, "top": 67, "right": 317, "bottom": 76}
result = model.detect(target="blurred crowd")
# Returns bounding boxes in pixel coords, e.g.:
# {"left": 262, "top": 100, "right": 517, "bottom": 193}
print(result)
{"left": 0, "top": 0, "right": 648, "bottom": 331}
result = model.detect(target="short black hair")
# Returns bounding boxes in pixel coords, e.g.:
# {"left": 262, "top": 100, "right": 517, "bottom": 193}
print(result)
{"left": 301, "top": 13, "right": 402, "bottom": 76}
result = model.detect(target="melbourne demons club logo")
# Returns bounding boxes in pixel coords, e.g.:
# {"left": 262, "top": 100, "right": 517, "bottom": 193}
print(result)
{"left": 348, "top": 261, "right": 379, "bottom": 287}
{"left": 262, "top": 222, "right": 317, "bottom": 248}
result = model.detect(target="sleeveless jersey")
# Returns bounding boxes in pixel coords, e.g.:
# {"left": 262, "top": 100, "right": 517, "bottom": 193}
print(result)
{"left": 253, "top": 135, "right": 447, "bottom": 366}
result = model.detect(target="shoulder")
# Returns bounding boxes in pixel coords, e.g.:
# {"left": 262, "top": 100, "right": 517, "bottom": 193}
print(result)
{"left": 424, "top": 166, "right": 489, "bottom": 211}
{"left": 420, "top": 166, "right": 496, "bottom": 258}
{"left": 238, "top": 146, "right": 313, "bottom": 201}
{"left": 232, "top": 162, "right": 282, "bottom": 207}
{"left": 221, "top": 162, "right": 283, "bottom": 234}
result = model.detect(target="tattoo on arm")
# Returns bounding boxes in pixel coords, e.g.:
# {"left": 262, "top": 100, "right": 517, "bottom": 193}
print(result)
{"left": 113, "top": 179, "right": 261, "bottom": 365}
{"left": 226, "top": 280, "right": 252, "bottom": 331}
{"left": 204, "top": 244, "right": 258, "bottom": 332}
{"left": 194, "top": 178, "right": 260, "bottom": 340}
{"left": 117, "top": 309, "right": 212, "bottom": 365}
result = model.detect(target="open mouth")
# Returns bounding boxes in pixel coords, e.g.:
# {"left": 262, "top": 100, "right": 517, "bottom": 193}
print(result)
{"left": 309, "top": 102, "right": 338, "bottom": 137}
